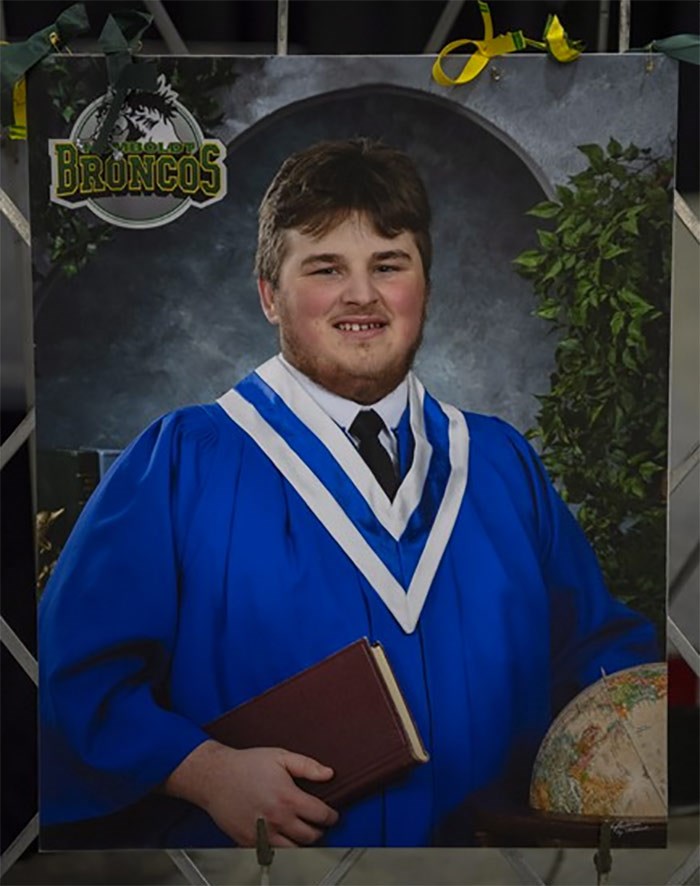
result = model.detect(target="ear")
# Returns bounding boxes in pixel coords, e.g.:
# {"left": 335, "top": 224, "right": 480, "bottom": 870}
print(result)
{"left": 258, "top": 278, "right": 279, "bottom": 325}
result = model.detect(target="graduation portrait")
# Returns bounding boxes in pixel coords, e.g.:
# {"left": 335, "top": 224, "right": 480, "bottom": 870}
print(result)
{"left": 27, "top": 50, "right": 676, "bottom": 849}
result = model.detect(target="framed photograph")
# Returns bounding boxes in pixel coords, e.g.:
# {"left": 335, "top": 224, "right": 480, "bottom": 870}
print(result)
{"left": 29, "top": 52, "right": 676, "bottom": 849}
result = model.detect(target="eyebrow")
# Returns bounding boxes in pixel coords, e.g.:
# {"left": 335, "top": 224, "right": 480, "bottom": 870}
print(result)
{"left": 373, "top": 250, "right": 413, "bottom": 263}
{"left": 299, "top": 249, "right": 413, "bottom": 269}
{"left": 300, "top": 253, "right": 342, "bottom": 269}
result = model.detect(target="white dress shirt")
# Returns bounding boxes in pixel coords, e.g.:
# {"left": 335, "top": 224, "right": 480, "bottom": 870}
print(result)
{"left": 279, "top": 354, "right": 408, "bottom": 467}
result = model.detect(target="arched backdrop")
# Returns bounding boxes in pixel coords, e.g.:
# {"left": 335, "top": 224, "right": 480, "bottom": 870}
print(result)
{"left": 31, "top": 55, "right": 678, "bottom": 450}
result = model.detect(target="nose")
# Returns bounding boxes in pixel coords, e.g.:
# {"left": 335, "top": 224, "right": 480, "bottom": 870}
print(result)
{"left": 341, "top": 271, "right": 379, "bottom": 306}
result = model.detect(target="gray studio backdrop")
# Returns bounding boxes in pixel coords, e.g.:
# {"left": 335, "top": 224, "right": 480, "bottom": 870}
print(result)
{"left": 31, "top": 55, "right": 677, "bottom": 452}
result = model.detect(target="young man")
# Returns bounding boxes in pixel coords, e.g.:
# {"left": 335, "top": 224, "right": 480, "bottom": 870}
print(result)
{"left": 39, "top": 139, "right": 658, "bottom": 848}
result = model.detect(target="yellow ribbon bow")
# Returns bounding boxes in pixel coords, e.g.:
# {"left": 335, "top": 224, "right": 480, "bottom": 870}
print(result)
{"left": 533, "top": 14, "right": 584, "bottom": 64}
{"left": 432, "top": 2, "right": 582, "bottom": 87}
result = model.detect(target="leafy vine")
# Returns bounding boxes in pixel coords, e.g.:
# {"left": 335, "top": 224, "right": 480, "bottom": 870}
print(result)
{"left": 514, "top": 139, "right": 673, "bottom": 636}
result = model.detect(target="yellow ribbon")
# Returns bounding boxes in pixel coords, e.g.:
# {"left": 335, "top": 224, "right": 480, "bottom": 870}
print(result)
{"left": 0, "top": 42, "right": 26, "bottom": 139}
{"left": 432, "top": 2, "right": 582, "bottom": 87}
{"left": 1, "top": 28, "right": 74, "bottom": 140}
{"left": 9, "top": 76, "right": 26, "bottom": 139}
{"left": 1, "top": 33, "right": 72, "bottom": 140}
{"left": 432, "top": 1, "right": 525, "bottom": 85}
{"left": 531, "top": 14, "right": 584, "bottom": 64}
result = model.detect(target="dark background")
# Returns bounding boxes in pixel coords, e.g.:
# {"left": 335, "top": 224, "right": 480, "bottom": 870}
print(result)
{"left": 1, "top": 0, "right": 698, "bottom": 861}
{"left": 4, "top": 0, "right": 699, "bottom": 189}
{"left": 30, "top": 70, "right": 549, "bottom": 450}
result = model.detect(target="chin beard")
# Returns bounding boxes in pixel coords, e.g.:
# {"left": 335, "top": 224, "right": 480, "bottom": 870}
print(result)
{"left": 280, "top": 331, "right": 423, "bottom": 405}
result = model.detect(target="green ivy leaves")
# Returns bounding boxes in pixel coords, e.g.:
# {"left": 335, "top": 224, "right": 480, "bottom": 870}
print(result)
{"left": 514, "top": 139, "right": 672, "bottom": 634}
{"left": 47, "top": 205, "right": 112, "bottom": 278}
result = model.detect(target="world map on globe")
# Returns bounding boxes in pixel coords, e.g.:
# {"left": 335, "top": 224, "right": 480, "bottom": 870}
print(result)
{"left": 530, "top": 662, "right": 667, "bottom": 818}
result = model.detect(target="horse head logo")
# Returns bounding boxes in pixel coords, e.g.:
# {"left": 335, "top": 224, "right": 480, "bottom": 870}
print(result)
{"left": 97, "top": 74, "right": 181, "bottom": 145}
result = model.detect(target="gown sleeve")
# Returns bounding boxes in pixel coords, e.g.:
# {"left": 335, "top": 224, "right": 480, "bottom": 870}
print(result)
{"left": 39, "top": 408, "right": 219, "bottom": 824}
{"left": 495, "top": 418, "right": 661, "bottom": 715}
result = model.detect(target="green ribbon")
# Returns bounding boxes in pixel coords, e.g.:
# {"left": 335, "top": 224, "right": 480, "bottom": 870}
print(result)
{"left": 648, "top": 34, "right": 700, "bottom": 66}
{"left": 0, "top": 4, "right": 158, "bottom": 142}
{"left": 91, "top": 10, "right": 157, "bottom": 154}
{"left": 0, "top": 2, "right": 88, "bottom": 125}
{"left": 99, "top": 10, "right": 154, "bottom": 84}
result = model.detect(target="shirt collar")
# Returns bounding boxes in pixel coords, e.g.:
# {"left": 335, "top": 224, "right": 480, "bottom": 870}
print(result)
{"left": 278, "top": 354, "right": 408, "bottom": 432}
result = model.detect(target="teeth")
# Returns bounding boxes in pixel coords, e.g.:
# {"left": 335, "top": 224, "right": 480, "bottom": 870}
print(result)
{"left": 336, "top": 322, "right": 384, "bottom": 331}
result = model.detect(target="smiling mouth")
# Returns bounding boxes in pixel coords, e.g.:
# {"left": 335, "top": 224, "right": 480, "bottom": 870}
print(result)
{"left": 334, "top": 321, "right": 387, "bottom": 332}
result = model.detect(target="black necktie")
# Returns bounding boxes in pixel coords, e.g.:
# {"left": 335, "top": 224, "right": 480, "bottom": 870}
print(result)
{"left": 349, "top": 410, "right": 399, "bottom": 501}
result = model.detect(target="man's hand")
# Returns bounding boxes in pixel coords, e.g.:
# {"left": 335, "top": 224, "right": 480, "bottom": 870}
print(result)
{"left": 164, "top": 740, "right": 339, "bottom": 847}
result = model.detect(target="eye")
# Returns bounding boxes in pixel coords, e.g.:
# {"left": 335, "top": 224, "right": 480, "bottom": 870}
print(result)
{"left": 310, "top": 266, "right": 339, "bottom": 276}
{"left": 375, "top": 264, "right": 400, "bottom": 274}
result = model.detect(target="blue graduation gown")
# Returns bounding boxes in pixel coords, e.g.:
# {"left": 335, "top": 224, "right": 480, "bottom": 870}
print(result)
{"left": 39, "top": 358, "right": 658, "bottom": 847}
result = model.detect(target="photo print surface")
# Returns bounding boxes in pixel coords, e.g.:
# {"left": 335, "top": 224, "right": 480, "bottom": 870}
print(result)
{"left": 29, "top": 54, "right": 677, "bottom": 849}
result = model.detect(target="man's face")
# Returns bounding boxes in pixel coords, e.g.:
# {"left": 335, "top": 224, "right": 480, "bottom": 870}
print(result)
{"left": 258, "top": 212, "right": 427, "bottom": 404}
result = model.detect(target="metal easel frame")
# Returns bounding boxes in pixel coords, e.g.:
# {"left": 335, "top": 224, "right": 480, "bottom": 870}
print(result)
{"left": 1, "top": 1, "right": 698, "bottom": 883}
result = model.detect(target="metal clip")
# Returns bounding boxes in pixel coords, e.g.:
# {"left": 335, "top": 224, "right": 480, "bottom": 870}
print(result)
{"left": 256, "top": 817, "right": 275, "bottom": 886}
{"left": 48, "top": 31, "right": 73, "bottom": 54}
{"left": 594, "top": 820, "right": 613, "bottom": 885}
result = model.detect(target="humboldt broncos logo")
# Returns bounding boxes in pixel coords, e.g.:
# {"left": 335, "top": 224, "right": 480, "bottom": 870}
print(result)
{"left": 49, "top": 74, "right": 227, "bottom": 229}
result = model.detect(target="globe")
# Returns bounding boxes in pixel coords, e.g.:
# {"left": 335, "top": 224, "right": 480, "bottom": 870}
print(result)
{"left": 530, "top": 662, "right": 667, "bottom": 818}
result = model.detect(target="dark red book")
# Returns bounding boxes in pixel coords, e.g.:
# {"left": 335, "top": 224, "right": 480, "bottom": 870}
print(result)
{"left": 205, "top": 638, "right": 429, "bottom": 808}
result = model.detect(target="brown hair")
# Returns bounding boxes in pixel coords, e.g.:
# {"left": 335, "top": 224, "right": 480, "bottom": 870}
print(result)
{"left": 255, "top": 138, "right": 432, "bottom": 287}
